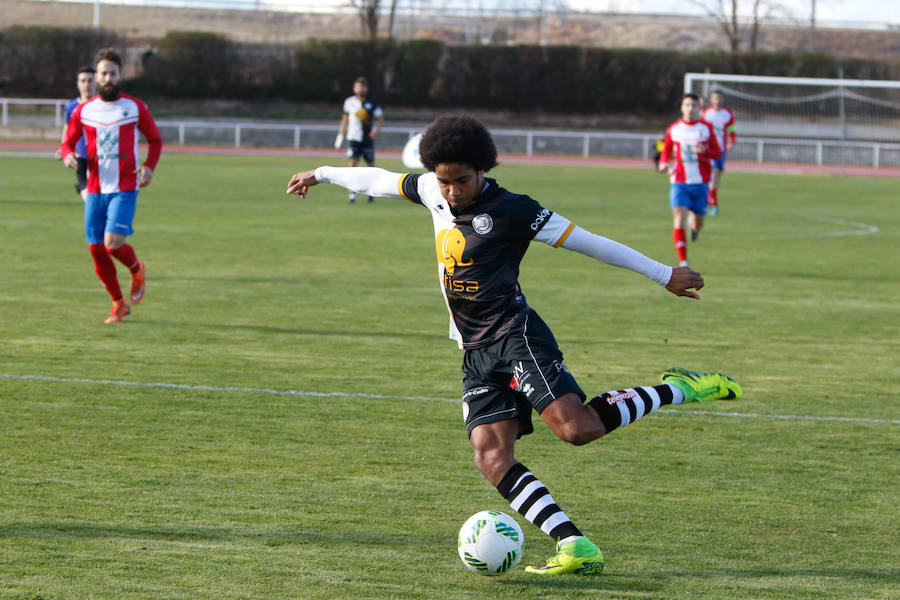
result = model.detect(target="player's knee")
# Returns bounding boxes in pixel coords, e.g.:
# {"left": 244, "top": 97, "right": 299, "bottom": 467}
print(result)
{"left": 473, "top": 446, "right": 502, "bottom": 472}
{"left": 472, "top": 448, "right": 516, "bottom": 486}
{"left": 554, "top": 421, "right": 602, "bottom": 446}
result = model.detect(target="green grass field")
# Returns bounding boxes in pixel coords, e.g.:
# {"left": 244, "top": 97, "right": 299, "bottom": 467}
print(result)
{"left": 1, "top": 152, "right": 897, "bottom": 599}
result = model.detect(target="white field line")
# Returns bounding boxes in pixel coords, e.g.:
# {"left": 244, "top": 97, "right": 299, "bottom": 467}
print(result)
{"left": 767, "top": 216, "right": 880, "bottom": 239}
{"left": 2, "top": 373, "right": 898, "bottom": 426}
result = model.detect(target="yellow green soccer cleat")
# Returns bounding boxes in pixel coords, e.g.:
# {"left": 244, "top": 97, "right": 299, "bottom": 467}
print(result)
{"left": 661, "top": 367, "right": 742, "bottom": 403}
{"left": 525, "top": 537, "right": 604, "bottom": 575}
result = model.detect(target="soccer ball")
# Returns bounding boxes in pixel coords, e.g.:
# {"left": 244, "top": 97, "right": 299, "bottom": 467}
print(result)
{"left": 457, "top": 510, "right": 524, "bottom": 575}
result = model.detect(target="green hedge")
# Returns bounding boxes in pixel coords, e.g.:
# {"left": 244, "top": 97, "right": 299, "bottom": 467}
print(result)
{"left": 0, "top": 26, "right": 120, "bottom": 96}
{"left": 140, "top": 31, "right": 241, "bottom": 98}
{"left": 3, "top": 26, "right": 899, "bottom": 116}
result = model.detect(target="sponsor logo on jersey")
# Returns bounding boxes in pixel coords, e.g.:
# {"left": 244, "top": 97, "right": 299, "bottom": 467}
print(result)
{"left": 510, "top": 362, "right": 534, "bottom": 396}
{"left": 553, "top": 360, "right": 570, "bottom": 374}
{"left": 605, "top": 390, "right": 637, "bottom": 405}
{"left": 530, "top": 208, "right": 551, "bottom": 231}
{"left": 97, "top": 129, "right": 120, "bottom": 160}
{"left": 436, "top": 228, "right": 474, "bottom": 275}
{"left": 463, "top": 386, "right": 491, "bottom": 399}
{"left": 443, "top": 274, "right": 479, "bottom": 295}
{"left": 355, "top": 107, "right": 371, "bottom": 126}
{"left": 472, "top": 213, "right": 493, "bottom": 234}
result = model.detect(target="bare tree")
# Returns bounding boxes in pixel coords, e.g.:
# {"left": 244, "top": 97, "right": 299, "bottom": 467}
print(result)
{"left": 388, "top": 0, "right": 399, "bottom": 38}
{"left": 349, "top": 0, "right": 381, "bottom": 39}
{"left": 689, "top": 0, "right": 785, "bottom": 51}
{"left": 748, "top": 0, "right": 783, "bottom": 50}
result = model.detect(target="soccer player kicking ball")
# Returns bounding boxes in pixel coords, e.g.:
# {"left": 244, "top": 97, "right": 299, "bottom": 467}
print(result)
{"left": 287, "top": 115, "right": 742, "bottom": 575}
{"left": 61, "top": 48, "right": 162, "bottom": 323}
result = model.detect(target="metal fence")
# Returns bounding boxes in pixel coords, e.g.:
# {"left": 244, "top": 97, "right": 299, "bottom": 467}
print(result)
{"left": 4, "top": 97, "right": 900, "bottom": 168}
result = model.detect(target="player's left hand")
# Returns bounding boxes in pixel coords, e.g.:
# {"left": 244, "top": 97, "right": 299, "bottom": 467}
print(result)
{"left": 665, "top": 265, "right": 704, "bottom": 300}
{"left": 693, "top": 142, "right": 707, "bottom": 154}
{"left": 135, "top": 165, "right": 154, "bottom": 187}
{"left": 286, "top": 169, "right": 319, "bottom": 198}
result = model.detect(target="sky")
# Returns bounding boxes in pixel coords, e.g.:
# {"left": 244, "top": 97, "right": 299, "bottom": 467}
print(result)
{"left": 47, "top": 0, "right": 900, "bottom": 28}
{"left": 567, "top": 0, "right": 900, "bottom": 28}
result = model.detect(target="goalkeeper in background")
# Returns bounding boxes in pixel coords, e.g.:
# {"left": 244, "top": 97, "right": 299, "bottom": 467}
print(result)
{"left": 287, "top": 114, "right": 742, "bottom": 576}
{"left": 701, "top": 90, "right": 737, "bottom": 215}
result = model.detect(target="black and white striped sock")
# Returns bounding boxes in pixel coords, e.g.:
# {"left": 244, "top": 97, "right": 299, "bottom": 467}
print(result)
{"left": 496, "top": 462, "right": 583, "bottom": 544}
{"left": 587, "top": 383, "right": 683, "bottom": 434}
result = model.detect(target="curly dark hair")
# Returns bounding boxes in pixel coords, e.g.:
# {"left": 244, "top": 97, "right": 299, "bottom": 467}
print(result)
{"left": 418, "top": 114, "right": 499, "bottom": 173}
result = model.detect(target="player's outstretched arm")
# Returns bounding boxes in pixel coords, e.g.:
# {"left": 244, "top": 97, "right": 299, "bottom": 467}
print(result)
{"left": 542, "top": 221, "right": 703, "bottom": 299}
{"left": 287, "top": 166, "right": 405, "bottom": 200}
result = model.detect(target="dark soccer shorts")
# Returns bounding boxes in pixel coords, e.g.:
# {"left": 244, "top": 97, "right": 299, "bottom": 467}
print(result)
{"left": 74, "top": 157, "right": 88, "bottom": 194}
{"left": 347, "top": 139, "right": 375, "bottom": 163}
{"left": 460, "top": 308, "right": 584, "bottom": 439}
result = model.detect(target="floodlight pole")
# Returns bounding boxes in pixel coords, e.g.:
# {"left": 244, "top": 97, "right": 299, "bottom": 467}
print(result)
{"left": 93, "top": 0, "right": 100, "bottom": 28}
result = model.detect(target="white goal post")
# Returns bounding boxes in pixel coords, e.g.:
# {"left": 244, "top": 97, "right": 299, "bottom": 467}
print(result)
{"left": 684, "top": 72, "right": 900, "bottom": 144}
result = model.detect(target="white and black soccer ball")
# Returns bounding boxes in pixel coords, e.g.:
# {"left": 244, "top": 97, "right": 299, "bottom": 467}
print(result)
{"left": 457, "top": 510, "right": 524, "bottom": 575}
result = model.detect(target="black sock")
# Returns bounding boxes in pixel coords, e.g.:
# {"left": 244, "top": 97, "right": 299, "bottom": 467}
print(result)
{"left": 496, "top": 462, "right": 582, "bottom": 542}
{"left": 586, "top": 384, "right": 678, "bottom": 435}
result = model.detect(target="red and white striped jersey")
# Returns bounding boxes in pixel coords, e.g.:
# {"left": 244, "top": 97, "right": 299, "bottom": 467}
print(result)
{"left": 701, "top": 106, "right": 736, "bottom": 151}
{"left": 659, "top": 119, "right": 721, "bottom": 184}
{"left": 61, "top": 93, "right": 162, "bottom": 194}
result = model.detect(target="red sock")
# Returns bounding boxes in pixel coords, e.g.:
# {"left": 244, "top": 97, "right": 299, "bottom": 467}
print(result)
{"left": 89, "top": 243, "right": 123, "bottom": 300}
{"left": 673, "top": 228, "right": 688, "bottom": 262}
{"left": 708, "top": 188, "right": 718, "bottom": 206}
{"left": 109, "top": 243, "right": 140, "bottom": 273}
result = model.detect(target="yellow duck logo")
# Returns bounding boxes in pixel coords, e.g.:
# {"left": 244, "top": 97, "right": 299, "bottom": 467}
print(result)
{"left": 436, "top": 228, "right": 474, "bottom": 274}
{"left": 355, "top": 107, "right": 371, "bottom": 126}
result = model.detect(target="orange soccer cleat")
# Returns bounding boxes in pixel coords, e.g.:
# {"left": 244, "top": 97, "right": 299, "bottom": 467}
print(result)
{"left": 104, "top": 299, "right": 131, "bottom": 323}
{"left": 130, "top": 261, "right": 146, "bottom": 304}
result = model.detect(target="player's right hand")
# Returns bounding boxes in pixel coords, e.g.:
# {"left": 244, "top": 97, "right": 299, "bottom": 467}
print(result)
{"left": 334, "top": 133, "right": 344, "bottom": 149}
{"left": 62, "top": 152, "right": 78, "bottom": 169}
{"left": 286, "top": 169, "right": 319, "bottom": 198}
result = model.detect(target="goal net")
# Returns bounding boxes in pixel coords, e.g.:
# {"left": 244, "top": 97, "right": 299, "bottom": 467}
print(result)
{"left": 684, "top": 73, "right": 900, "bottom": 144}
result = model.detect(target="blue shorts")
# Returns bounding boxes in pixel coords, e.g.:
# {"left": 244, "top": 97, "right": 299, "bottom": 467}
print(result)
{"left": 712, "top": 151, "right": 727, "bottom": 171}
{"left": 670, "top": 183, "right": 709, "bottom": 216}
{"left": 84, "top": 190, "right": 138, "bottom": 244}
